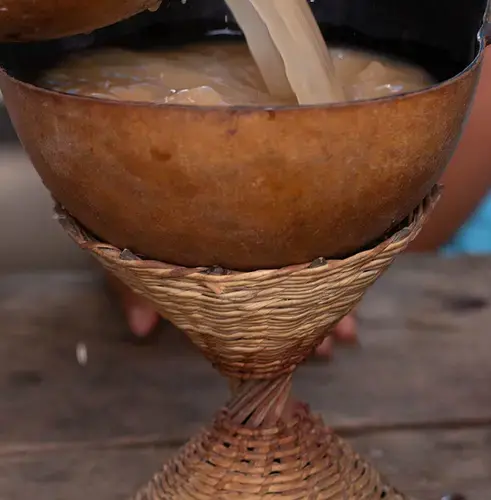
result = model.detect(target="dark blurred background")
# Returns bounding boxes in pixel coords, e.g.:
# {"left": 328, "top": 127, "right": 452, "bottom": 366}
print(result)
{"left": 0, "top": 102, "right": 91, "bottom": 272}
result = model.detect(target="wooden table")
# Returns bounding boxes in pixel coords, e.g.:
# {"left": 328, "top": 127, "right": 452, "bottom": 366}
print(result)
{"left": 0, "top": 256, "right": 490, "bottom": 500}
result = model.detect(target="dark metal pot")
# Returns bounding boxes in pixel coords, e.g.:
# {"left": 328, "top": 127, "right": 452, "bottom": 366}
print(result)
{"left": 0, "top": 0, "right": 490, "bottom": 270}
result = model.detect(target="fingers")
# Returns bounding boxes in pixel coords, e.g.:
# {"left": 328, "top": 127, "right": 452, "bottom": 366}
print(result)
{"left": 126, "top": 300, "right": 160, "bottom": 338}
{"left": 106, "top": 273, "right": 160, "bottom": 337}
{"left": 105, "top": 270, "right": 358, "bottom": 354}
{"left": 315, "top": 315, "right": 357, "bottom": 358}
{"left": 315, "top": 336, "right": 334, "bottom": 358}
{"left": 332, "top": 315, "right": 357, "bottom": 344}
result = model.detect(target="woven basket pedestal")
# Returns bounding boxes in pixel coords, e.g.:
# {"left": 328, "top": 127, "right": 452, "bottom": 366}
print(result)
{"left": 56, "top": 187, "right": 439, "bottom": 499}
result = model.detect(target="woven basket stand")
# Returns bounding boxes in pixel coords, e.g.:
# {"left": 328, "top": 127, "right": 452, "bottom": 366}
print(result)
{"left": 55, "top": 186, "right": 440, "bottom": 499}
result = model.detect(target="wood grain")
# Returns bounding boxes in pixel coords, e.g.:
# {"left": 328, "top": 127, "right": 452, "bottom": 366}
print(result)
{"left": 0, "top": 256, "right": 490, "bottom": 498}
{"left": 1, "top": 429, "right": 489, "bottom": 500}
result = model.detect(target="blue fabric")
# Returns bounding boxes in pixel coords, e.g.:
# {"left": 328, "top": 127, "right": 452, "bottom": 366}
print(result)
{"left": 442, "top": 191, "right": 491, "bottom": 255}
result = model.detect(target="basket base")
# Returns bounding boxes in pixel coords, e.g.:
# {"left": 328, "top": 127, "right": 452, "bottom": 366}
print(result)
{"left": 53, "top": 192, "right": 439, "bottom": 500}
{"left": 134, "top": 403, "right": 407, "bottom": 500}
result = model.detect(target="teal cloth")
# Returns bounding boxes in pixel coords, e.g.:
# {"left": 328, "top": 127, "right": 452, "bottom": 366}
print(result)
{"left": 442, "top": 192, "right": 491, "bottom": 255}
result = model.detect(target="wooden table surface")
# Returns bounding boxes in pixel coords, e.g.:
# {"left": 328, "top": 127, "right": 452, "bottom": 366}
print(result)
{"left": 0, "top": 256, "right": 490, "bottom": 500}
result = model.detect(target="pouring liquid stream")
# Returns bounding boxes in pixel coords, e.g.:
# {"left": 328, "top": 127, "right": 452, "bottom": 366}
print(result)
{"left": 225, "top": 0, "right": 346, "bottom": 104}
{"left": 39, "top": 1, "right": 435, "bottom": 106}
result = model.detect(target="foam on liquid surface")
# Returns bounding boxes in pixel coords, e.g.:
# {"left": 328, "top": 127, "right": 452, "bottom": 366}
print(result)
{"left": 40, "top": 41, "right": 434, "bottom": 106}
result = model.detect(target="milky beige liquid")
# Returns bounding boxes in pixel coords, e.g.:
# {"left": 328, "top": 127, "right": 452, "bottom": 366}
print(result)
{"left": 223, "top": 0, "right": 295, "bottom": 101}
{"left": 225, "top": 0, "right": 345, "bottom": 104}
{"left": 40, "top": 40, "right": 434, "bottom": 106}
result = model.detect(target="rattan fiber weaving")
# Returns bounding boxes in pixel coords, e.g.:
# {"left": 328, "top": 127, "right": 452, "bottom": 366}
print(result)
{"left": 55, "top": 187, "right": 437, "bottom": 500}
{"left": 56, "top": 187, "right": 438, "bottom": 381}
{"left": 135, "top": 403, "right": 407, "bottom": 500}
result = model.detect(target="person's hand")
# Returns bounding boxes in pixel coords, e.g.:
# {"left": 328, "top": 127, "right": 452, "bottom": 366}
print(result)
{"left": 107, "top": 273, "right": 357, "bottom": 356}
{"left": 315, "top": 314, "right": 357, "bottom": 358}
{"left": 106, "top": 273, "right": 161, "bottom": 338}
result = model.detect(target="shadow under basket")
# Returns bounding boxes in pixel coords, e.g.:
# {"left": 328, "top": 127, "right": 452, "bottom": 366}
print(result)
{"left": 55, "top": 187, "right": 440, "bottom": 499}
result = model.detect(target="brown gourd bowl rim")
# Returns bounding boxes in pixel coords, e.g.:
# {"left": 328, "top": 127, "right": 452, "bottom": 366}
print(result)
{"left": 0, "top": 35, "right": 486, "bottom": 113}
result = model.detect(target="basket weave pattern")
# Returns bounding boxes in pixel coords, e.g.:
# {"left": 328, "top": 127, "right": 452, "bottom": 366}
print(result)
{"left": 56, "top": 188, "right": 438, "bottom": 380}
{"left": 134, "top": 404, "right": 407, "bottom": 500}
{"left": 54, "top": 190, "right": 438, "bottom": 500}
